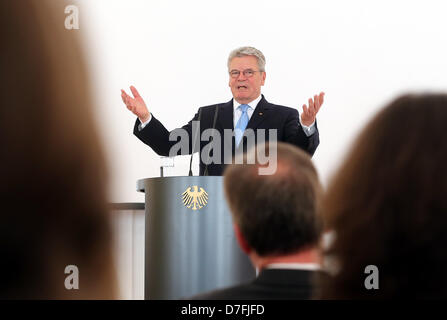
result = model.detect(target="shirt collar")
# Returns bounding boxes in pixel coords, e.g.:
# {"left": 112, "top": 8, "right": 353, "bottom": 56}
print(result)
{"left": 264, "top": 263, "right": 321, "bottom": 271}
{"left": 233, "top": 94, "right": 262, "bottom": 112}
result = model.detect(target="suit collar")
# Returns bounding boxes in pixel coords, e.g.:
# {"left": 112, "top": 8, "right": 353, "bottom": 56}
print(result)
{"left": 254, "top": 268, "right": 316, "bottom": 287}
{"left": 232, "top": 95, "right": 263, "bottom": 111}
{"left": 219, "top": 95, "right": 272, "bottom": 130}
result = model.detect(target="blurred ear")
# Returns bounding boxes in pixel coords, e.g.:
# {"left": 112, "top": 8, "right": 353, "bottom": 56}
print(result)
{"left": 233, "top": 223, "right": 251, "bottom": 254}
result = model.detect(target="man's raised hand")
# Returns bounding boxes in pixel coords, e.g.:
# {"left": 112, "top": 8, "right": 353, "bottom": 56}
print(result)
{"left": 301, "top": 92, "right": 325, "bottom": 127}
{"left": 121, "top": 86, "right": 151, "bottom": 123}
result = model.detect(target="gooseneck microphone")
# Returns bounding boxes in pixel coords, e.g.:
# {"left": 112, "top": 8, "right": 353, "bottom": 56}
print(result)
{"left": 188, "top": 108, "right": 203, "bottom": 176}
{"left": 203, "top": 105, "right": 219, "bottom": 176}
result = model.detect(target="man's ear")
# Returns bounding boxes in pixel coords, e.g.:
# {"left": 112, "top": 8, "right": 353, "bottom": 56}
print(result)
{"left": 233, "top": 223, "right": 251, "bottom": 254}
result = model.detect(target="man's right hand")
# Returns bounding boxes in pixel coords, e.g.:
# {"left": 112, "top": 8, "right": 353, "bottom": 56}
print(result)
{"left": 121, "top": 86, "right": 151, "bottom": 123}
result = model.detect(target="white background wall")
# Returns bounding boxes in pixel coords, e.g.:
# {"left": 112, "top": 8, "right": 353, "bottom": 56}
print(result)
{"left": 78, "top": 0, "right": 447, "bottom": 203}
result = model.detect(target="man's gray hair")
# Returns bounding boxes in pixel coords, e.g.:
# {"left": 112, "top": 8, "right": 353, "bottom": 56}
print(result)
{"left": 227, "top": 46, "right": 266, "bottom": 72}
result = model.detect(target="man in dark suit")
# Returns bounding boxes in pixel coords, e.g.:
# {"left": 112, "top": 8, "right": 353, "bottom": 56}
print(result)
{"left": 190, "top": 142, "right": 324, "bottom": 300}
{"left": 121, "top": 46, "right": 324, "bottom": 175}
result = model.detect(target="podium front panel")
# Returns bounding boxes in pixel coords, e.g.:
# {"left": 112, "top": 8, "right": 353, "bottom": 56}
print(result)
{"left": 138, "top": 176, "right": 255, "bottom": 299}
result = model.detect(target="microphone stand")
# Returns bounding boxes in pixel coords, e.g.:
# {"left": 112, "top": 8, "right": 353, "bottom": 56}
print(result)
{"left": 203, "top": 105, "right": 219, "bottom": 176}
{"left": 189, "top": 108, "right": 203, "bottom": 176}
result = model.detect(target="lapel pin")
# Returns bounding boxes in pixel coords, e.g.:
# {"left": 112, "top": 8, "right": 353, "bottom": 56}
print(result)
{"left": 259, "top": 112, "right": 263, "bottom": 116}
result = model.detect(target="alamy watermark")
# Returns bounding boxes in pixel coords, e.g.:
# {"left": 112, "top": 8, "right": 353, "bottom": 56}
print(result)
{"left": 64, "top": 5, "right": 79, "bottom": 30}
{"left": 64, "top": 265, "right": 79, "bottom": 290}
{"left": 364, "top": 265, "right": 379, "bottom": 290}
{"left": 168, "top": 121, "right": 278, "bottom": 175}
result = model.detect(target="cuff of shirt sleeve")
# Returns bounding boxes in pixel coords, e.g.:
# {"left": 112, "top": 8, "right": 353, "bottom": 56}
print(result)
{"left": 299, "top": 119, "right": 316, "bottom": 137}
{"left": 138, "top": 114, "right": 152, "bottom": 131}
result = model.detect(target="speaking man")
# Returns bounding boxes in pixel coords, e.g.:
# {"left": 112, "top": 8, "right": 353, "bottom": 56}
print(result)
{"left": 121, "top": 46, "right": 324, "bottom": 175}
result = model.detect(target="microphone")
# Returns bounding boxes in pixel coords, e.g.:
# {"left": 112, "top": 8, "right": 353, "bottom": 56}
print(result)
{"left": 203, "top": 105, "right": 219, "bottom": 176}
{"left": 189, "top": 107, "right": 203, "bottom": 176}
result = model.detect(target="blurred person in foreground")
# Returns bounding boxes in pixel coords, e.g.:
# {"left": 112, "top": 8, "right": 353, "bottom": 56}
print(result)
{"left": 317, "top": 94, "right": 447, "bottom": 299}
{"left": 191, "top": 142, "right": 323, "bottom": 299}
{"left": 0, "top": 0, "right": 116, "bottom": 299}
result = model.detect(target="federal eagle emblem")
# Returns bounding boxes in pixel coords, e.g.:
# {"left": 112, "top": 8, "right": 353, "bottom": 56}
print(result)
{"left": 182, "top": 186, "right": 208, "bottom": 211}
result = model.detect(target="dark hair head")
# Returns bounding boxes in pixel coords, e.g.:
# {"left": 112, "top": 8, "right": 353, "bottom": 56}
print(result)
{"left": 319, "top": 93, "right": 447, "bottom": 299}
{"left": 224, "top": 142, "right": 323, "bottom": 256}
{"left": 0, "top": 0, "right": 116, "bottom": 298}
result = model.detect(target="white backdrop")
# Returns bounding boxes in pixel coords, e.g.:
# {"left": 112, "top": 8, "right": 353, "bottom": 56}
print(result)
{"left": 79, "top": 0, "right": 447, "bottom": 203}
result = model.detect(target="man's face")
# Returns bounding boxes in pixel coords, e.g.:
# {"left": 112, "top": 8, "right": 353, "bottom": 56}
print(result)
{"left": 229, "top": 55, "right": 266, "bottom": 104}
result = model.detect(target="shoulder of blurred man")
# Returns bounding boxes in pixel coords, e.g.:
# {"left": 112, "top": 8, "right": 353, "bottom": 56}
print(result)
{"left": 187, "top": 268, "right": 320, "bottom": 300}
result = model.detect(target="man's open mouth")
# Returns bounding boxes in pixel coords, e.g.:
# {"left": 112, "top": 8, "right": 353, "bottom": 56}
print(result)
{"left": 237, "top": 85, "right": 248, "bottom": 89}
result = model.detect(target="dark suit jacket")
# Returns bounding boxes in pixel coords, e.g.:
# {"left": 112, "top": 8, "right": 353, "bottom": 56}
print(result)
{"left": 134, "top": 95, "right": 319, "bottom": 175}
{"left": 189, "top": 268, "right": 317, "bottom": 300}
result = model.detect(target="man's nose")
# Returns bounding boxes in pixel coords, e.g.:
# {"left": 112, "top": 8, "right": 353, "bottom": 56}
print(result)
{"left": 237, "top": 72, "right": 248, "bottom": 81}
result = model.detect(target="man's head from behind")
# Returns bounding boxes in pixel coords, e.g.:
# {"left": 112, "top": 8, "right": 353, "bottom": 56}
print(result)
{"left": 223, "top": 142, "right": 323, "bottom": 259}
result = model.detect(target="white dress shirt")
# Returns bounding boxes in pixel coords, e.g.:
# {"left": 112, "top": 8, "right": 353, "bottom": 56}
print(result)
{"left": 255, "top": 262, "right": 321, "bottom": 276}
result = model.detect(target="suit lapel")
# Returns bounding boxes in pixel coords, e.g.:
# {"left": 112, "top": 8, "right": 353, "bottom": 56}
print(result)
{"left": 246, "top": 95, "right": 270, "bottom": 130}
{"left": 218, "top": 95, "right": 271, "bottom": 131}
{"left": 218, "top": 96, "right": 271, "bottom": 154}
{"left": 217, "top": 99, "right": 234, "bottom": 131}
{"left": 216, "top": 99, "right": 236, "bottom": 159}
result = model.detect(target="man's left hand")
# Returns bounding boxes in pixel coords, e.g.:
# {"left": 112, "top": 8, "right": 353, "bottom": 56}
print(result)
{"left": 301, "top": 92, "right": 325, "bottom": 127}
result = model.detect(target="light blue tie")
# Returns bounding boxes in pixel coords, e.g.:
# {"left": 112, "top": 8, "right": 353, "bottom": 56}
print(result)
{"left": 235, "top": 104, "right": 249, "bottom": 146}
